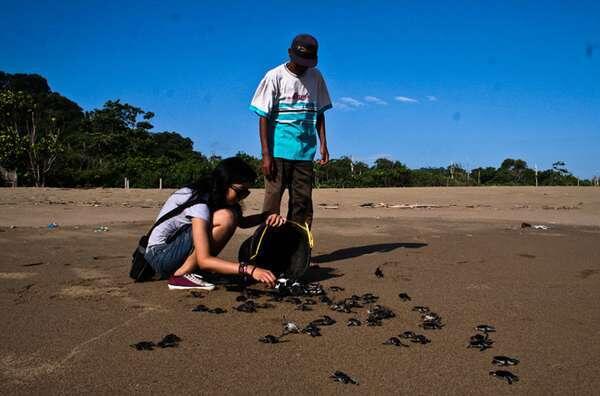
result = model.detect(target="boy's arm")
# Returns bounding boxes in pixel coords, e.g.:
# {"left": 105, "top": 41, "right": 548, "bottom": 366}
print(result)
{"left": 316, "top": 113, "right": 329, "bottom": 165}
{"left": 259, "top": 117, "right": 276, "bottom": 180}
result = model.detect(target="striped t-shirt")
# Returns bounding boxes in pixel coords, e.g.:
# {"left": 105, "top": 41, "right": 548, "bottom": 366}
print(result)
{"left": 250, "top": 64, "right": 332, "bottom": 161}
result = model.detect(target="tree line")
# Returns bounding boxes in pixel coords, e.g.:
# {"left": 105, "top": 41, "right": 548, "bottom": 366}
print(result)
{"left": 0, "top": 72, "right": 594, "bottom": 188}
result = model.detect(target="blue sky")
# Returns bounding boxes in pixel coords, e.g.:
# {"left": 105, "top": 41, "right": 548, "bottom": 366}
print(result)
{"left": 2, "top": 1, "right": 599, "bottom": 178}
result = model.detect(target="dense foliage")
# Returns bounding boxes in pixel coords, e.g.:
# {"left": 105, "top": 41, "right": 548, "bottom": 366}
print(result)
{"left": 0, "top": 72, "right": 593, "bottom": 188}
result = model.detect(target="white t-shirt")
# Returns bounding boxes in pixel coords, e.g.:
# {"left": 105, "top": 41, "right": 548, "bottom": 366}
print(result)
{"left": 147, "top": 188, "right": 210, "bottom": 247}
{"left": 249, "top": 64, "right": 332, "bottom": 161}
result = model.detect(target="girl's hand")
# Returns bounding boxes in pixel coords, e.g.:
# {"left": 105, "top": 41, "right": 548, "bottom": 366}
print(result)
{"left": 250, "top": 266, "right": 276, "bottom": 288}
{"left": 265, "top": 213, "right": 286, "bottom": 227}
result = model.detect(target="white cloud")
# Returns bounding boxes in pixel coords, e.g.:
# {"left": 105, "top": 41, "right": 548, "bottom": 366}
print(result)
{"left": 394, "top": 96, "right": 419, "bottom": 103}
{"left": 339, "top": 96, "right": 364, "bottom": 108}
{"left": 333, "top": 101, "right": 351, "bottom": 111}
{"left": 426, "top": 95, "right": 438, "bottom": 101}
{"left": 364, "top": 96, "right": 388, "bottom": 105}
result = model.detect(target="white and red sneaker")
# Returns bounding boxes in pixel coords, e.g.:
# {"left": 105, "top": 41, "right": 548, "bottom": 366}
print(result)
{"left": 167, "top": 273, "right": 215, "bottom": 291}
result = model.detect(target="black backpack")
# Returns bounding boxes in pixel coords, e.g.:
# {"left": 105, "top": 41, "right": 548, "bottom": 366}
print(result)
{"left": 129, "top": 197, "right": 206, "bottom": 282}
{"left": 238, "top": 221, "right": 313, "bottom": 279}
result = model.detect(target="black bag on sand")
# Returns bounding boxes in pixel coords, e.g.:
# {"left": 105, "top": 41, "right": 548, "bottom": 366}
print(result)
{"left": 129, "top": 197, "right": 205, "bottom": 282}
{"left": 238, "top": 221, "right": 313, "bottom": 279}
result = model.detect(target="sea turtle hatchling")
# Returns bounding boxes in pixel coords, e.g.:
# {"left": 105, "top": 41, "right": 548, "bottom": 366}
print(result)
{"left": 476, "top": 324, "right": 496, "bottom": 333}
{"left": 258, "top": 335, "right": 281, "bottom": 344}
{"left": 347, "top": 318, "right": 362, "bottom": 326}
{"left": 311, "top": 315, "right": 336, "bottom": 326}
{"left": 399, "top": 331, "right": 417, "bottom": 339}
{"left": 398, "top": 293, "right": 411, "bottom": 302}
{"left": 330, "top": 371, "right": 359, "bottom": 385}
{"left": 375, "top": 267, "right": 384, "bottom": 278}
{"left": 157, "top": 334, "right": 182, "bottom": 348}
{"left": 383, "top": 337, "right": 409, "bottom": 347}
{"left": 411, "top": 334, "right": 431, "bottom": 344}
{"left": 412, "top": 306, "right": 430, "bottom": 314}
{"left": 489, "top": 370, "right": 519, "bottom": 384}
{"left": 302, "top": 324, "right": 322, "bottom": 337}
{"left": 282, "top": 319, "right": 301, "bottom": 335}
{"left": 492, "top": 356, "right": 520, "bottom": 366}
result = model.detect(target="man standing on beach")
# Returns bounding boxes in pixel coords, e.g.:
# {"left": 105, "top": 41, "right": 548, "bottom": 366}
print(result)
{"left": 250, "top": 34, "right": 332, "bottom": 227}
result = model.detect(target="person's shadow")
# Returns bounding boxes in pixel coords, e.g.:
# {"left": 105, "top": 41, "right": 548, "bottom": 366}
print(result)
{"left": 311, "top": 242, "right": 427, "bottom": 264}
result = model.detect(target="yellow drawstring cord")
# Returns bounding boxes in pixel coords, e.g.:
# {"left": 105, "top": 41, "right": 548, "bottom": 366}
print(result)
{"left": 249, "top": 220, "right": 314, "bottom": 261}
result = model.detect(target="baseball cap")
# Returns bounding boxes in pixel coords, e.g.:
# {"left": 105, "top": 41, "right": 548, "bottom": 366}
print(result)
{"left": 289, "top": 34, "right": 318, "bottom": 67}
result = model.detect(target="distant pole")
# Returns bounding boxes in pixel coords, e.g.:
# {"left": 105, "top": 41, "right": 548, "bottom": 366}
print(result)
{"left": 478, "top": 170, "right": 481, "bottom": 185}
{"left": 535, "top": 164, "right": 538, "bottom": 187}
{"left": 124, "top": 177, "right": 127, "bottom": 189}
{"left": 159, "top": 178, "right": 162, "bottom": 190}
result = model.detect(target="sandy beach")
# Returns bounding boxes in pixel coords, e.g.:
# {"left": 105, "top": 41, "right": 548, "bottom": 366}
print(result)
{"left": 1, "top": 187, "right": 599, "bottom": 394}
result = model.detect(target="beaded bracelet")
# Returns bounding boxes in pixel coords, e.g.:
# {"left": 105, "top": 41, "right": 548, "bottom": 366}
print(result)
{"left": 238, "top": 261, "right": 248, "bottom": 278}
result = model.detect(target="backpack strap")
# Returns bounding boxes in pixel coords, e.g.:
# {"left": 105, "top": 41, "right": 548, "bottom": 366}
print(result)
{"left": 146, "top": 196, "right": 207, "bottom": 238}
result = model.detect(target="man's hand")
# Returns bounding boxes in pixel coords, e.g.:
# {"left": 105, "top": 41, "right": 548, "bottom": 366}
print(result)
{"left": 317, "top": 145, "right": 329, "bottom": 165}
{"left": 265, "top": 213, "right": 286, "bottom": 227}
{"left": 262, "top": 154, "right": 276, "bottom": 181}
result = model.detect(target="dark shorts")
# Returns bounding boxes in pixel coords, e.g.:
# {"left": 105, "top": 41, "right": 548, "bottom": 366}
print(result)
{"left": 144, "top": 224, "right": 193, "bottom": 278}
{"left": 263, "top": 158, "right": 314, "bottom": 226}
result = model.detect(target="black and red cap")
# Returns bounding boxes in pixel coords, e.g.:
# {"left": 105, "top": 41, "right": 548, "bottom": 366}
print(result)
{"left": 289, "top": 34, "right": 318, "bottom": 67}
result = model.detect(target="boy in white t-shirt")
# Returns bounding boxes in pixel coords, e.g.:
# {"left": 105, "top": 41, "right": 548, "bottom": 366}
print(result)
{"left": 250, "top": 34, "right": 332, "bottom": 227}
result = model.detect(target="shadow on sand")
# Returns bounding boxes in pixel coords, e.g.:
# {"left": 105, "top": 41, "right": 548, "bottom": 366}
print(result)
{"left": 311, "top": 242, "right": 427, "bottom": 264}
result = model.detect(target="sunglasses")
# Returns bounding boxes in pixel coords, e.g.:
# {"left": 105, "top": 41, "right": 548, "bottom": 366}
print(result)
{"left": 230, "top": 185, "right": 251, "bottom": 200}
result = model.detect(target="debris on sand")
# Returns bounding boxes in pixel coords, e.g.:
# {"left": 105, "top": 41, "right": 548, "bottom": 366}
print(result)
{"left": 330, "top": 371, "right": 359, "bottom": 385}
{"left": 47, "top": 222, "right": 59, "bottom": 229}
{"left": 374, "top": 267, "right": 384, "bottom": 278}
{"left": 489, "top": 370, "right": 519, "bottom": 384}
{"left": 318, "top": 203, "right": 340, "bottom": 209}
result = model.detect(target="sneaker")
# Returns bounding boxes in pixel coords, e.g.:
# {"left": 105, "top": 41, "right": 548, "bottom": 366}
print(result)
{"left": 168, "top": 273, "right": 215, "bottom": 291}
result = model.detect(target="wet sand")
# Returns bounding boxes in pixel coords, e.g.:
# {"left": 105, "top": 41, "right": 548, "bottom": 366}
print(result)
{"left": 1, "top": 187, "right": 599, "bottom": 394}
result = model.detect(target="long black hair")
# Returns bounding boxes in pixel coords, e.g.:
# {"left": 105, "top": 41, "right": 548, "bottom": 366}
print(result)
{"left": 186, "top": 157, "right": 257, "bottom": 210}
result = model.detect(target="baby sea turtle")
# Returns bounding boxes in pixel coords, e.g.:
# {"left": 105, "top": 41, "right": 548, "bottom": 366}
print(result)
{"left": 311, "top": 315, "right": 336, "bottom": 326}
{"left": 347, "top": 318, "right": 362, "bottom": 326}
{"left": 412, "top": 306, "right": 430, "bottom": 313}
{"left": 492, "top": 356, "right": 520, "bottom": 366}
{"left": 330, "top": 286, "right": 345, "bottom": 292}
{"left": 375, "top": 267, "right": 384, "bottom": 278}
{"left": 157, "top": 334, "right": 182, "bottom": 348}
{"left": 361, "top": 293, "right": 379, "bottom": 304}
{"left": 258, "top": 335, "right": 281, "bottom": 344}
{"left": 208, "top": 308, "right": 227, "bottom": 314}
{"left": 330, "top": 371, "right": 359, "bottom": 385}
{"left": 383, "top": 337, "right": 409, "bottom": 347}
{"left": 234, "top": 300, "right": 257, "bottom": 313}
{"left": 368, "top": 305, "right": 395, "bottom": 320}
{"left": 410, "top": 334, "right": 431, "bottom": 344}
{"left": 476, "top": 324, "right": 496, "bottom": 333}
{"left": 319, "top": 295, "right": 332, "bottom": 304}
{"left": 366, "top": 316, "right": 382, "bottom": 326}
{"left": 192, "top": 304, "right": 210, "bottom": 312}
{"left": 190, "top": 291, "right": 205, "bottom": 298}
{"left": 302, "top": 324, "right": 322, "bottom": 337}
{"left": 468, "top": 334, "right": 494, "bottom": 351}
{"left": 398, "top": 293, "right": 411, "bottom": 301}
{"left": 282, "top": 320, "right": 301, "bottom": 335}
{"left": 399, "top": 331, "right": 417, "bottom": 339}
{"left": 489, "top": 370, "right": 519, "bottom": 385}
{"left": 130, "top": 341, "right": 156, "bottom": 351}
{"left": 420, "top": 321, "right": 444, "bottom": 330}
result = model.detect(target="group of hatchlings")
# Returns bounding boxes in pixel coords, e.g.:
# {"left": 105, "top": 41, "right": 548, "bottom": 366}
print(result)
{"left": 253, "top": 274, "right": 522, "bottom": 386}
